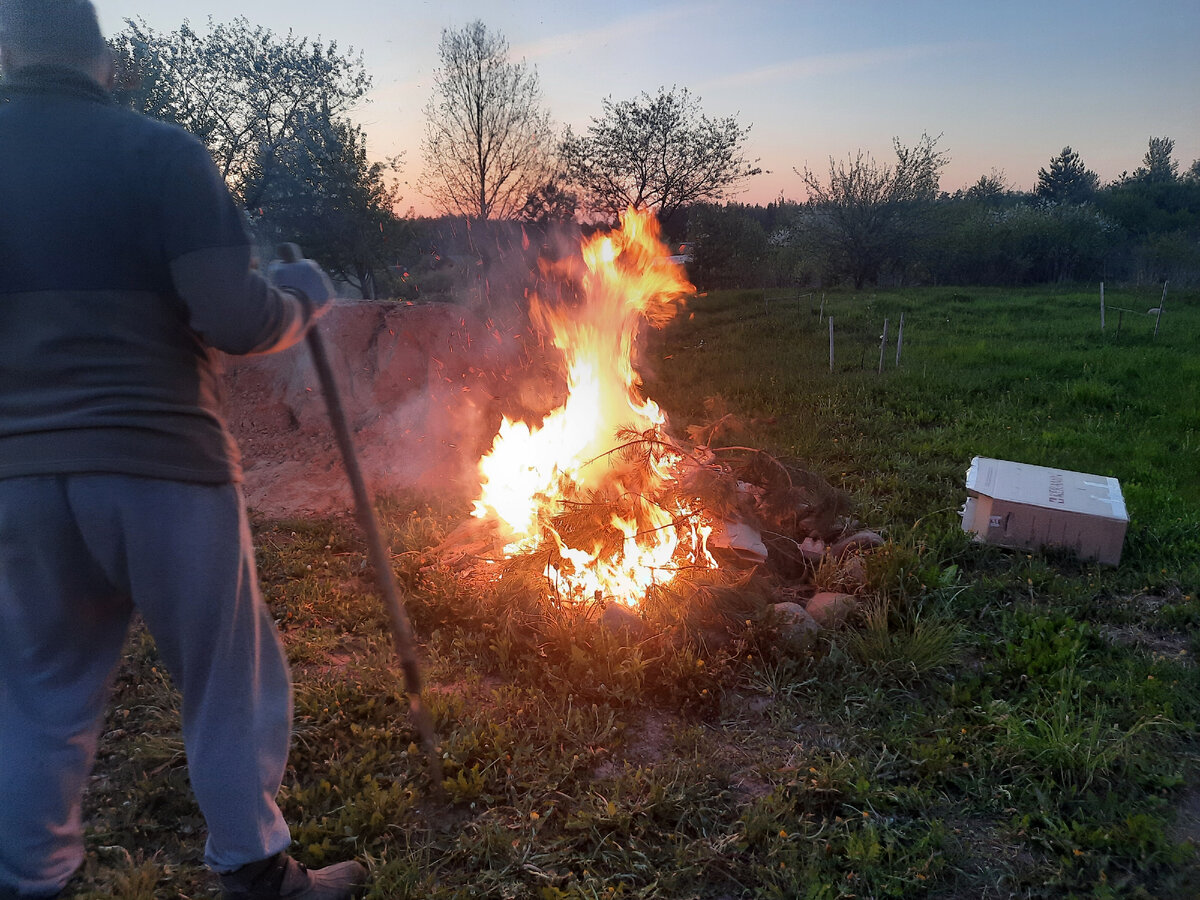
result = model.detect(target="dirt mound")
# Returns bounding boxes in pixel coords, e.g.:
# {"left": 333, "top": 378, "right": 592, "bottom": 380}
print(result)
{"left": 223, "top": 299, "right": 516, "bottom": 518}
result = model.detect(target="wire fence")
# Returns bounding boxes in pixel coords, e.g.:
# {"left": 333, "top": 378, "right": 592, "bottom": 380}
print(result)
{"left": 736, "top": 280, "right": 1182, "bottom": 380}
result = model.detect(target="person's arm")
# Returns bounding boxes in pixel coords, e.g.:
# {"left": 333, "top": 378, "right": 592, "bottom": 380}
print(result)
{"left": 157, "top": 134, "right": 328, "bottom": 355}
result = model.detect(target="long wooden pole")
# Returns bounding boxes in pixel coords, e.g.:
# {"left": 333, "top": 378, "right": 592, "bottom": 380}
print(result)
{"left": 895, "top": 312, "right": 905, "bottom": 367}
{"left": 878, "top": 318, "right": 889, "bottom": 374}
{"left": 279, "top": 244, "right": 443, "bottom": 790}
{"left": 306, "top": 328, "right": 444, "bottom": 789}
{"left": 1100, "top": 282, "right": 1105, "bottom": 331}
{"left": 1154, "top": 281, "right": 1167, "bottom": 337}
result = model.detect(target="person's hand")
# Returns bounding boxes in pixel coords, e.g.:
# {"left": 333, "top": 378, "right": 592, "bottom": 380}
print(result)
{"left": 267, "top": 245, "right": 335, "bottom": 314}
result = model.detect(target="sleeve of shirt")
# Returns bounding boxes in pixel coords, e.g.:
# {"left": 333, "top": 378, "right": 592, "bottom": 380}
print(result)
{"left": 156, "top": 133, "right": 316, "bottom": 356}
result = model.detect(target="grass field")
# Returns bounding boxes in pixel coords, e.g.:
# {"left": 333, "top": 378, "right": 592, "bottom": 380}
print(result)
{"left": 71, "top": 285, "right": 1199, "bottom": 898}
{"left": 652, "top": 284, "right": 1199, "bottom": 585}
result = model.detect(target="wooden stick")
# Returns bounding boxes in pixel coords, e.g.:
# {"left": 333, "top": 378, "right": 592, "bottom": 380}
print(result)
{"left": 1100, "top": 281, "right": 1105, "bottom": 332}
{"left": 276, "top": 244, "right": 444, "bottom": 794}
{"left": 820, "top": 293, "right": 826, "bottom": 322}
{"left": 878, "top": 318, "right": 889, "bottom": 374}
{"left": 895, "top": 312, "right": 905, "bottom": 366}
{"left": 306, "top": 328, "right": 444, "bottom": 790}
{"left": 828, "top": 316, "right": 834, "bottom": 374}
{"left": 1154, "top": 281, "right": 1167, "bottom": 337}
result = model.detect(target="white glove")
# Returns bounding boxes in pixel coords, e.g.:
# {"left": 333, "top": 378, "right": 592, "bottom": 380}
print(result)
{"left": 267, "top": 244, "right": 335, "bottom": 313}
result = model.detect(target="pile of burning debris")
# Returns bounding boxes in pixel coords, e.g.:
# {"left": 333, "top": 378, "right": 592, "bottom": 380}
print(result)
{"left": 439, "top": 436, "right": 883, "bottom": 644}
{"left": 222, "top": 208, "right": 884, "bottom": 642}
{"left": 433, "top": 209, "right": 882, "bottom": 644}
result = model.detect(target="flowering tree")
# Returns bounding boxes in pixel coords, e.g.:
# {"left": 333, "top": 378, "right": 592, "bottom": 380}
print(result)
{"left": 796, "top": 133, "right": 949, "bottom": 288}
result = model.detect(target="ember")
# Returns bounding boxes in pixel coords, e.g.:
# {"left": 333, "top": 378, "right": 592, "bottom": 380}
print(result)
{"left": 469, "top": 209, "right": 718, "bottom": 607}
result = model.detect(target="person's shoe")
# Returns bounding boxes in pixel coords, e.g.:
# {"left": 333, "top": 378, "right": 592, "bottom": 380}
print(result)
{"left": 220, "top": 852, "right": 367, "bottom": 900}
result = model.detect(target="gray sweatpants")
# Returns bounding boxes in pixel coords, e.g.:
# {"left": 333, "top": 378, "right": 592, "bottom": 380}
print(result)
{"left": 0, "top": 475, "right": 293, "bottom": 895}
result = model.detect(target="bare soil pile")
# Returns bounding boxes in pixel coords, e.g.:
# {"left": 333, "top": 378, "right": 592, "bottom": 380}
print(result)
{"left": 222, "top": 300, "right": 514, "bottom": 517}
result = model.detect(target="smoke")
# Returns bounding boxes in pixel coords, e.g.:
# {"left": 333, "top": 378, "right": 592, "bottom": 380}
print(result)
{"left": 222, "top": 216, "right": 680, "bottom": 517}
{"left": 223, "top": 297, "right": 517, "bottom": 516}
{"left": 423, "top": 218, "right": 592, "bottom": 424}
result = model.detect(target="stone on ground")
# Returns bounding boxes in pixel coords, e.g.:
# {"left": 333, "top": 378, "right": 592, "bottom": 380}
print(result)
{"left": 805, "top": 591, "right": 858, "bottom": 628}
{"left": 770, "top": 602, "right": 821, "bottom": 642}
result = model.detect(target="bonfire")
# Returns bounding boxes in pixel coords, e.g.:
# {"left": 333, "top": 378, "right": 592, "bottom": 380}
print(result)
{"left": 465, "top": 209, "right": 714, "bottom": 606}
{"left": 455, "top": 209, "right": 866, "bottom": 624}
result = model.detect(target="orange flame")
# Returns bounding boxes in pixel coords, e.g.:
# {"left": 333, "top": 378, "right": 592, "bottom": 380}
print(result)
{"left": 471, "top": 209, "right": 717, "bottom": 606}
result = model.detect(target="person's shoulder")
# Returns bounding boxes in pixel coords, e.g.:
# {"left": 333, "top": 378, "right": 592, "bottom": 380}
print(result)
{"left": 110, "top": 107, "right": 213, "bottom": 167}
{"left": 114, "top": 106, "right": 201, "bottom": 147}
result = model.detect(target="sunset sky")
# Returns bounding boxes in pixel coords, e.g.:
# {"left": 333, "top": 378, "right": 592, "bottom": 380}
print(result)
{"left": 110, "top": 0, "right": 1200, "bottom": 216}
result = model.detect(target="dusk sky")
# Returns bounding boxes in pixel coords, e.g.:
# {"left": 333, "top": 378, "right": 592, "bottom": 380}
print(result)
{"left": 109, "top": 0, "right": 1200, "bottom": 216}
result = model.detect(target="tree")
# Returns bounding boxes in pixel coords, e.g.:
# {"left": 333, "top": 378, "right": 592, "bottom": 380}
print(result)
{"left": 420, "top": 21, "right": 553, "bottom": 221}
{"left": 559, "top": 86, "right": 761, "bottom": 225}
{"left": 959, "top": 169, "right": 1012, "bottom": 205}
{"left": 253, "top": 116, "right": 407, "bottom": 298}
{"left": 111, "top": 17, "right": 370, "bottom": 211}
{"left": 109, "top": 18, "right": 410, "bottom": 295}
{"left": 1132, "top": 136, "right": 1179, "bottom": 183}
{"left": 796, "top": 133, "right": 949, "bottom": 288}
{"left": 520, "top": 180, "right": 578, "bottom": 224}
{"left": 1035, "top": 146, "right": 1099, "bottom": 204}
{"left": 891, "top": 132, "right": 948, "bottom": 202}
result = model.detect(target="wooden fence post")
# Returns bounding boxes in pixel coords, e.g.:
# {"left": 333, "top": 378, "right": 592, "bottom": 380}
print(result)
{"left": 828, "top": 317, "right": 834, "bottom": 374}
{"left": 895, "top": 312, "right": 905, "bottom": 366}
{"left": 1100, "top": 282, "right": 1105, "bottom": 331}
{"left": 1154, "top": 281, "right": 1167, "bottom": 337}
{"left": 878, "top": 318, "right": 889, "bottom": 374}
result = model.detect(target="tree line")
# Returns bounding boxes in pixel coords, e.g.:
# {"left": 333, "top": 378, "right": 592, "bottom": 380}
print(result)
{"left": 87, "top": 17, "right": 758, "bottom": 297}
{"left": 413, "top": 19, "right": 1200, "bottom": 292}
{"left": 418, "top": 21, "right": 760, "bottom": 228}
{"left": 687, "top": 137, "right": 1200, "bottom": 291}
{"left": 3, "top": 15, "right": 1196, "bottom": 293}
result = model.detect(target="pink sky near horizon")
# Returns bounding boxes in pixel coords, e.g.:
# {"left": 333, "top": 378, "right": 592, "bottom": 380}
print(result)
{"left": 110, "top": 0, "right": 1200, "bottom": 217}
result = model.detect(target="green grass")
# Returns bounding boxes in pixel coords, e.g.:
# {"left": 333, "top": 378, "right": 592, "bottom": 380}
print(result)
{"left": 64, "top": 285, "right": 1199, "bottom": 898}
{"left": 654, "top": 286, "right": 1200, "bottom": 573}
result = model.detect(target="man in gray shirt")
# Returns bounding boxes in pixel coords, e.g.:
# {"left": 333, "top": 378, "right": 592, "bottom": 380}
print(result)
{"left": 0, "top": 1, "right": 367, "bottom": 896}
